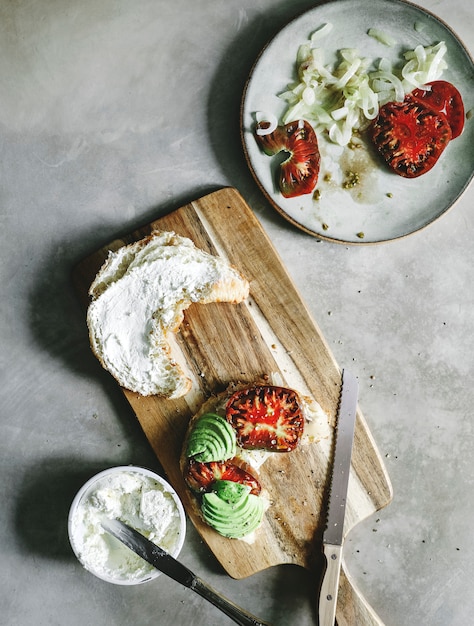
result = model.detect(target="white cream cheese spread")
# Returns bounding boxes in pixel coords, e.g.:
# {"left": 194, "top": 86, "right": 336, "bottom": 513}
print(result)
{"left": 86, "top": 231, "right": 249, "bottom": 398}
{"left": 70, "top": 469, "right": 184, "bottom": 583}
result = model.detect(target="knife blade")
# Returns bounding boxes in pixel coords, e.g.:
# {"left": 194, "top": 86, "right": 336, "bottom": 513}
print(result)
{"left": 318, "top": 368, "right": 359, "bottom": 626}
{"left": 101, "top": 518, "right": 271, "bottom": 626}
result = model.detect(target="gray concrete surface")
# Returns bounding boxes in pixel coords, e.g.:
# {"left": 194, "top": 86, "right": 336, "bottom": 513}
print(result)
{"left": 1, "top": 1, "right": 473, "bottom": 624}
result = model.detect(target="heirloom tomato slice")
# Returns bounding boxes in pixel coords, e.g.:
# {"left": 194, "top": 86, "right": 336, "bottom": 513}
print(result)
{"left": 409, "top": 80, "right": 465, "bottom": 139}
{"left": 255, "top": 119, "right": 320, "bottom": 198}
{"left": 185, "top": 459, "right": 261, "bottom": 495}
{"left": 369, "top": 100, "right": 452, "bottom": 178}
{"left": 225, "top": 385, "right": 304, "bottom": 452}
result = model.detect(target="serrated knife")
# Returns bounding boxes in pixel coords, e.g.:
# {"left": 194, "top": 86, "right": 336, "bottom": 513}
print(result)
{"left": 319, "top": 369, "right": 358, "bottom": 626}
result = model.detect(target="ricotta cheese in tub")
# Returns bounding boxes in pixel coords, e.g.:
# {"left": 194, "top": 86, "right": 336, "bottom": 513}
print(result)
{"left": 69, "top": 468, "right": 185, "bottom": 584}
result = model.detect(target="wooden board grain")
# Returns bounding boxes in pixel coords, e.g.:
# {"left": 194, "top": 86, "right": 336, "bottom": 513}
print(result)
{"left": 73, "top": 187, "right": 392, "bottom": 625}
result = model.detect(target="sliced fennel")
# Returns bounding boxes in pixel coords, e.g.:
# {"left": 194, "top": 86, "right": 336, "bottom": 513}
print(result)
{"left": 279, "top": 27, "right": 448, "bottom": 146}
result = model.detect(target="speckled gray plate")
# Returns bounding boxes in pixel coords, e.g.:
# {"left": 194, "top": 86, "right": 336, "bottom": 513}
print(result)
{"left": 241, "top": 0, "right": 474, "bottom": 244}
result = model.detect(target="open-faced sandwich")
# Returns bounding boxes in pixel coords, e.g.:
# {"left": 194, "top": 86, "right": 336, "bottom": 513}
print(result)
{"left": 180, "top": 379, "right": 329, "bottom": 540}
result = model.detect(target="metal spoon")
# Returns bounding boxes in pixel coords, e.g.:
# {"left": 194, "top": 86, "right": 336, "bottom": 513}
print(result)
{"left": 101, "top": 518, "right": 272, "bottom": 626}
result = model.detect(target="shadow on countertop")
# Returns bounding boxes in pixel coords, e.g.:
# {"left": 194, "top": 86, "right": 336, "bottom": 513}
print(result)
{"left": 18, "top": 4, "right": 326, "bottom": 621}
{"left": 25, "top": 0, "right": 324, "bottom": 394}
{"left": 207, "top": 0, "right": 324, "bottom": 227}
{"left": 14, "top": 458, "right": 112, "bottom": 561}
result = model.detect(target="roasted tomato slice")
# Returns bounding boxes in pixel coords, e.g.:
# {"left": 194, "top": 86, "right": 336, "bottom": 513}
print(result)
{"left": 255, "top": 119, "right": 320, "bottom": 198}
{"left": 225, "top": 385, "right": 304, "bottom": 452}
{"left": 369, "top": 100, "right": 452, "bottom": 178}
{"left": 409, "top": 80, "right": 465, "bottom": 139}
{"left": 185, "top": 459, "right": 261, "bottom": 495}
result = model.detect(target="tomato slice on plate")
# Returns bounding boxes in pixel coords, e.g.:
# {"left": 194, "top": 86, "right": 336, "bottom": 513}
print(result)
{"left": 226, "top": 385, "right": 304, "bottom": 452}
{"left": 184, "top": 459, "right": 261, "bottom": 495}
{"left": 409, "top": 80, "right": 465, "bottom": 139}
{"left": 255, "top": 119, "right": 320, "bottom": 198}
{"left": 369, "top": 100, "right": 452, "bottom": 178}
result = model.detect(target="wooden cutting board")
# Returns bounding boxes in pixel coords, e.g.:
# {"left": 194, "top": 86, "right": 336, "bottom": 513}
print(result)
{"left": 73, "top": 187, "right": 392, "bottom": 625}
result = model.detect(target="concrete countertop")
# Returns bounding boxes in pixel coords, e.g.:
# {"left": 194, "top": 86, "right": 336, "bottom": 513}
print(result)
{"left": 1, "top": 1, "right": 472, "bottom": 624}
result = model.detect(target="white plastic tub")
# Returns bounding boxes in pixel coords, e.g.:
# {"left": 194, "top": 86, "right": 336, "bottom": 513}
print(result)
{"left": 68, "top": 466, "right": 186, "bottom": 585}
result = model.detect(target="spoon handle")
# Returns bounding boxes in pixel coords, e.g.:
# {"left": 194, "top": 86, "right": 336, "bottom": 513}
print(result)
{"left": 191, "top": 576, "right": 272, "bottom": 626}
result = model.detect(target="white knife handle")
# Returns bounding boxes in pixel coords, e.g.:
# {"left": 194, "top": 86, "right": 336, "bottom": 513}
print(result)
{"left": 319, "top": 543, "right": 343, "bottom": 626}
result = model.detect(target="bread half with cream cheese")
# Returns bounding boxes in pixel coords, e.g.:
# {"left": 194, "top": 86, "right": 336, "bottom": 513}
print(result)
{"left": 86, "top": 230, "right": 249, "bottom": 398}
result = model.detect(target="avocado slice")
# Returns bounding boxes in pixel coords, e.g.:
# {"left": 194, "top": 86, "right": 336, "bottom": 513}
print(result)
{"left": 186, "top": 413, "right": 237, "bottom": 462}
{"left": 201, "top": 480, "right": 265, "bottom": 538}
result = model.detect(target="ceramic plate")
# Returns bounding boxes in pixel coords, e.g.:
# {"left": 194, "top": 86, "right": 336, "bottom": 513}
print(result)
{"left": 241, "top": 0, "right": 474, "bottom": 244}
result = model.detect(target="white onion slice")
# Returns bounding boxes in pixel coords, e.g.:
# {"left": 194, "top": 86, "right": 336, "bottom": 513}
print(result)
{"left": 335, "top": 58, "right": 362, "bottom": 88}
{"left": 255, "top": 112, "right": 278, "bottom": 136}
{"left": 273, "top": 28, "right": 449, "bottom": 146}
{"left": 367, "top": 28, "right": 396, "bottom": 47}
{"left": 310, "top": 22, "right": 333, "bottom": 43}
{"left": 331, "top": 106, "right": 349, "bottom": 121}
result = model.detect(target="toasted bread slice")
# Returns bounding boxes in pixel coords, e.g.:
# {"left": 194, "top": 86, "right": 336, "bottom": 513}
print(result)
{"left": 87, "top": 231, "right": 249, "bottom": 397}
{"left": 180, "top": 380, "right": 330, "bottom": 539}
